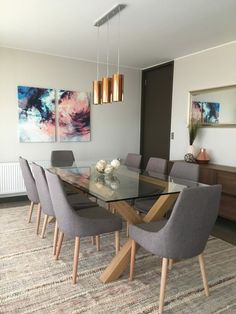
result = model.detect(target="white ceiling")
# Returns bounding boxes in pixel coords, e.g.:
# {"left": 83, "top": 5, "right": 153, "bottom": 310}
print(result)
{"left": 1, "top": 0, "right": 236, "bottom": 69}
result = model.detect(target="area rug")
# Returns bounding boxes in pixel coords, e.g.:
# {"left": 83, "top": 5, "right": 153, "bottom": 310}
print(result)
{"left": 0, "top": 204, "right": 236, "bottom": 314}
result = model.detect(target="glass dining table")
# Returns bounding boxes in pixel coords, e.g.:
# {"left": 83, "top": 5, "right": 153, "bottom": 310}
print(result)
{"left": 47, "top": 162, "right": 205, "bottom": 283}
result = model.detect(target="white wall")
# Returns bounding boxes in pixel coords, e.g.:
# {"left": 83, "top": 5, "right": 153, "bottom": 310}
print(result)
{"left": 170, "top": 42, "right": 236, "bottom": 166}
{"left": 0, "top": 48, "right": 141, "bottom": 163}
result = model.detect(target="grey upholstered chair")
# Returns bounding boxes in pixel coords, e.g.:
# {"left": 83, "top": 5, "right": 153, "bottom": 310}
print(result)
{"left": 134, "top": 161, "right": 200, "bottom": 214}
{"left": 124, "top": 153, "right": 142, "bottom": 169}
{"left": 51, "top": 150, "right": 75, "bottom": 167}
{"left": 32, "top": 163, "right": 97, "bottom": 248}
{"left": 169, "top": 161, "right": 199, "bottom": 182}
{"left": 129, "top": 184, "right": 222, "bottom": 314}
{"left": 51, "top": 150, "right": 80, "bottom": 194}
{"left": 146, "top": 157, "right": 167, "bottom": 174}
{"left": 126, "top": 157, "right": 167, "bottom": 235}
{"left": 19, "top": 157, "right": 41, "bottom": 234}
{"left": 45, "top": 170, "right": 122, "bottom": 284}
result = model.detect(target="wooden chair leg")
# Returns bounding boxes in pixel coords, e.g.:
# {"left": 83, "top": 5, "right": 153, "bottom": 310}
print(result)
{"left": 96, "top": 235, "right": 100, "bottom": 251}
{"left": 126, "top": 222, "right": 129, "bottom": 237}
{"left": 159, "top": 258, "right": 168, "bottom": 314}
{"left": 41, "top": 214, "right": 49, "bottom": 238}
{"left": 36, "top": 203, "right": 41, "bottom": 235}
{"left": 72, "top": 237, "right": 80, "bottom": 284}
{"left": 55, "top": 231, "right": 64, "bottom": 260}
{"left": 198, "top": 253, "right": 209, "bottom": 297}
{"left": 28, "top": 201, "right": 34, "bottom": 223}
{"left": 53, "top": 221, "right": 59, "bottom": 256}
{"left": 168, "top": 259, "right": 173, "bottom": 270}
{"left": 91, "top": 236, "right": 95, "bottom": 245}
{"left": 115, "top": 231, "right": 120, "bottom": 254}
{"left": 129, "top": 240, "right": 136, "bottom": 280}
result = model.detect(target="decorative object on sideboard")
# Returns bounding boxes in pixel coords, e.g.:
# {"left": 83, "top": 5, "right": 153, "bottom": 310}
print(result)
{"left": 184, "top": 153, "right": 196, "bottom": 163}
{"left": 95, "top": 159, "right": 120, "bottom": 175}
{"left": 196, "top": 148, "right": 210, "bottom": 164}
{"left": 184, "top": 119, "right": 199, "bottom": 162}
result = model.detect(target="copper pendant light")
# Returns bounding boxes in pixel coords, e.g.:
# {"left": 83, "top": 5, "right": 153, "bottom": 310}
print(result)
{"left": 102, "top": 77, "right": 112, "bottom": 103}
{"left": 93, "top": 80, "right": 102, "bottom": 105}
{"left": 112, "top": 73, "right": 123, "bottom": 102}
{"left": 93, "top": 4, "right": 126, "bottom": 104}
{"left": 93, "top": 27, "right": 102, "bottom": 105}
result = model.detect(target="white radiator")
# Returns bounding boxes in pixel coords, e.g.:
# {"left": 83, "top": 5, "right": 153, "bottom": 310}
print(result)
{"left": 0, "top": 162, "right": 26, "bottom": 196}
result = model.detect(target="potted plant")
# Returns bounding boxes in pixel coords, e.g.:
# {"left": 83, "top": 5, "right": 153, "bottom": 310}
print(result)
{"left": 189, "top": 119, "right": 199, "bottom": 147}
{"left": 185, "top": 120, "right": 199, "bottom": 162}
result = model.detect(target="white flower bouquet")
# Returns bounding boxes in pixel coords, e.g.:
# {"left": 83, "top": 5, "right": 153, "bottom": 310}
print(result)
{"left": 95, "top": 159, "right": 120, "bottom": 175}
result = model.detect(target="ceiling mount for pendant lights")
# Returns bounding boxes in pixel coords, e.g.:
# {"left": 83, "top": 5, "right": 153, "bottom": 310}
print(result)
{"left": 92, "top": 4, "right": 126, "bottom": 105}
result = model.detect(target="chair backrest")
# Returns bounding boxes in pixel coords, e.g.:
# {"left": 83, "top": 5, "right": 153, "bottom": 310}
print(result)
{"left": 153, "top": 185, "right": 222, "bottom": 259}
{"left": 51, "top": 150, "right": 75, "bottom": 167}
{"left": 19, "top": 157, "right": 39, "bottom": 203}
{"left": 124, "top": 153, "right": 142, "bottom": 169}
{"left": 146, "top": 157, "right": 167, "bottom": 174}
{"left": 169, "top": 161, "right": 199, "bottom": 181}
{"left": 45, "top": 170, "right": 82, "bottom": 236}
{"left": 32, "top": 163, "right": 55, "bottom": 216}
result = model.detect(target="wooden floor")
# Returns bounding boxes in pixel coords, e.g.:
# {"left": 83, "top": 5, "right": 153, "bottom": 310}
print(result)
{"left": 1, "top": 197, "right": 236, "bottom": 246}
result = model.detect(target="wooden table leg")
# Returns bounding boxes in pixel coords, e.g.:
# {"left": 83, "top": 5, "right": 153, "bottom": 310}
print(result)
{"left": 100, "top": 194, "right": 178, "bottom": 283}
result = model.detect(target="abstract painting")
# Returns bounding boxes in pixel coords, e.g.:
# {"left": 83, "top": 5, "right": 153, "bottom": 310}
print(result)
{"left": 18, "top": 86, "right": 56, "bottom": 142}
{"left": 58, "top": 90, "right": 90, "bottom": 142}
{"left": 202, "top": 102, "right": 220, "bottom": 124}
{"left": 192, "top": 101, "right": 220, "bottom": 124}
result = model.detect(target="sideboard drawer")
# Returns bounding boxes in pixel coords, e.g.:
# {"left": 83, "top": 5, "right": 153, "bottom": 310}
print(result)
{"left": 199, "top": 168, "right": 216, "bottom": 185}
{"left": 217, "top": 171, "right": 236, "bottom": 196}
{"left": 220, "top": 194, "right": 236, "bottom": 221}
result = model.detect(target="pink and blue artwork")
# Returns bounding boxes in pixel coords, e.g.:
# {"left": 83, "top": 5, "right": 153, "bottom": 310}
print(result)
{"left": 18, "top": 86, "right": 56, "bottom": 142}
{"left": 192, "top": 101, "right": 220, "bottom": 124}
{"left": 58, "top": 90, "right": 91, "bottom": 142}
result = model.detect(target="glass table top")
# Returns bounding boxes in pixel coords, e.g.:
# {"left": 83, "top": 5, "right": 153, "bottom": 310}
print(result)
{"left": 46, "top": 163, "right": 205, "bottom": 203}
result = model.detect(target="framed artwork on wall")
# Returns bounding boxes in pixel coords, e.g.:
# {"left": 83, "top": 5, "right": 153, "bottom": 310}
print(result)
{"left": 58, "top": 90, "right": 91, "bottom": 142}
{"left": 189, "top": 85, "right": 236, "bottom": 127}
{"left": 18, "top": 86, "right": 56, "bottom": 142}
{"left": 192, "top": 101, "right": 220, "bottom": 124}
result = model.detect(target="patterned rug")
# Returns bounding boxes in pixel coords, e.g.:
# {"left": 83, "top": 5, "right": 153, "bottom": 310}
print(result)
{"left": 0, "top": 204, "right": 236, "bottom": 314}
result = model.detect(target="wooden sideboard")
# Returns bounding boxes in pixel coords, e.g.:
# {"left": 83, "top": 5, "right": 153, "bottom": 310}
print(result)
{"left": 169, "top": 162, "right": 236, "bottom": 221}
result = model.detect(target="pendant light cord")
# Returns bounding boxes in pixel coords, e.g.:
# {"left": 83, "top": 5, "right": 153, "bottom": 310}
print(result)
{"left": 118, "top": 6, "right": 120, "bottom": 74}
{"left": 106, "top": 18, "right": 110, "bottom": 77}
{"left": 96, "top": 27, "right": 100, "bottom": 80}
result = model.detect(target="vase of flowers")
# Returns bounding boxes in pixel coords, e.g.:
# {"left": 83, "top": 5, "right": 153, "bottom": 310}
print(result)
{"left": 184, "top": 120, "right": 199, "bottom": 162}
{"left": 95, "top": 159, "right": 120, "bottom": 175}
